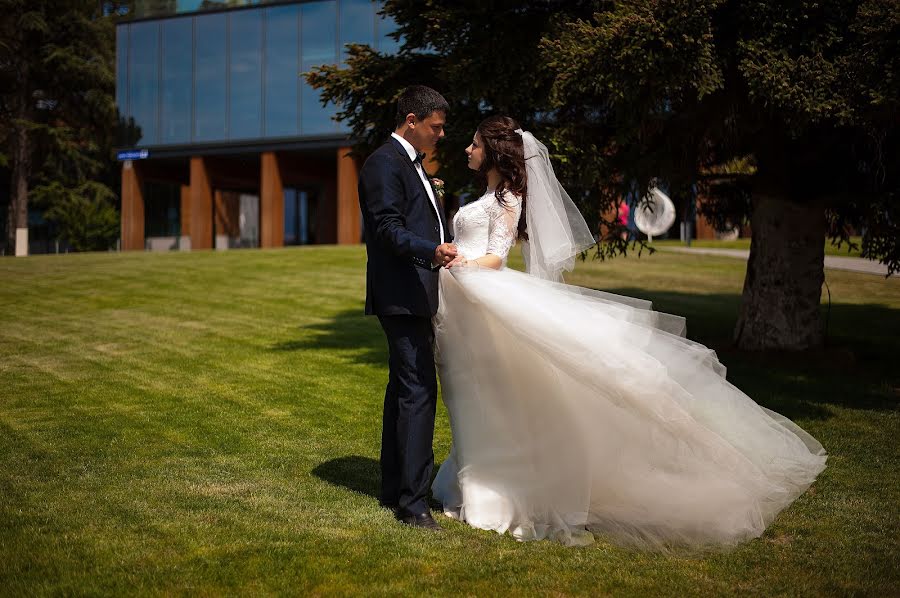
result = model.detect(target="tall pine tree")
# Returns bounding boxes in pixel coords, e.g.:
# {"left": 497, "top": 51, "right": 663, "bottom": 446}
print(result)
{"left": 1, "top": 0, "right": 117, "bottom": 254}
{"left": 543, "top": 0, "right": 899, "bottom": 349}
{"left": 308, "top": 0, "right": 898, "bottom": 351}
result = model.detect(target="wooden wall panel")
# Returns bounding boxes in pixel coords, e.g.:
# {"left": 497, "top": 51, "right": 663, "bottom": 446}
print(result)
{"left": 190, "top": 157, "right": 214, "bottom": 250}
{"left": 260, "top": 152, "right": 284, "bottom": 248}
{"left": 336, "top": 147, "right": 361, "bottom": 245}
{"left": 120, "top": 160, "right": 145, "bottom": 251}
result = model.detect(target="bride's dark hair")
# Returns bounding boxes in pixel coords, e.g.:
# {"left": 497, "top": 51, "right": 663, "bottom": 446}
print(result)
{"left": 475, "top": 115, "right": 528, "bottom": 240}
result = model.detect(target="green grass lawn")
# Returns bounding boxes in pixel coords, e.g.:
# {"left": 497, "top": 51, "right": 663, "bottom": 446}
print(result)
{"left": 1, "top": 246, "right": 898, "bottom": 596}
{"left": 650, "top": 236, "right": 864, "bottom": 257}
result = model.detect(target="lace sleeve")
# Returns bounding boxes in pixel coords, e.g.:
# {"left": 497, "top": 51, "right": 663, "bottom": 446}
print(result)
{"left": 485, "top": 193, "right": 521, "bottom": 263}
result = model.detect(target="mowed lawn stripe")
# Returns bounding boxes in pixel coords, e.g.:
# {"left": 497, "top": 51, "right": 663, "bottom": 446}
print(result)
{"left": 1, "top": 246, "right": 898, "bottom": 596}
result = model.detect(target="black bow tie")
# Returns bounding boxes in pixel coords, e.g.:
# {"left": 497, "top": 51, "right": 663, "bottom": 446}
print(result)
{"left": 413, "top": 151, "right": 426, "bottom": 165}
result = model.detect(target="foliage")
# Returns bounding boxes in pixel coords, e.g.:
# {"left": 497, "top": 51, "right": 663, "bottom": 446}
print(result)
{"left": 543, "top": 0, "right": 900, "bottom": 273}
{"left": 306, "top": 1, "right": 646, "bottom": 257}
{"left": 309, "top": 0, "right": 900, "bottom": 351}
{"left": 308, "top": 1, "right": 898, "bottom": 274}
{"left": 308, "top": 0, "right": 572, "bottom": 189}
{"left": 31, "top": 181, "right": 119, "bottom": 251}
{"left": 0, "top": 0, "right": 118, "bottom": 251}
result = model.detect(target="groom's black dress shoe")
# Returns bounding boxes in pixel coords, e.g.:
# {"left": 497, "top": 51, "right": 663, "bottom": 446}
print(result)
{"left": 395, "top": 509, "right": 443, "bottom": 531}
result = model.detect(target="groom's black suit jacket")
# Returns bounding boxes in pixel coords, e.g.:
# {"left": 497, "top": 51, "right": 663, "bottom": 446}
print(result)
{"left": 358, "top": 137, "right": 452, "bottom": 317}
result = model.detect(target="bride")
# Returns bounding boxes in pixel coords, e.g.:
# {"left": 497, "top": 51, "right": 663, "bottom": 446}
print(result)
{"left": 431, "top": 116, "right": 827, "bottom": 549}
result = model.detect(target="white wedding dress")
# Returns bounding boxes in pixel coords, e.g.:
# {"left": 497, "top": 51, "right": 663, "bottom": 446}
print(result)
{"left": 431, "top": 188, "right": 827, "bottom": 549}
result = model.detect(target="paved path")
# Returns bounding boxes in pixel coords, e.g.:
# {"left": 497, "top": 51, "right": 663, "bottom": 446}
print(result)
{"left": 657, "top": 246, "right": 890, "bottom": 276}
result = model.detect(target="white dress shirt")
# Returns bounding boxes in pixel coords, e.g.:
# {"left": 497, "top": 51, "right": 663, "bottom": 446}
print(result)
{"left": 391, "top": 132, "right": 445, "bottom": 243}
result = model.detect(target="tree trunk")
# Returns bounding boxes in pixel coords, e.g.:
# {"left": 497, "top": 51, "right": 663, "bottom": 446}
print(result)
{"left": 7, "top": 52, "right": 31, "bottom": 255}
{"left": 733, "top": 195, "right": 826, "bottom": 351}
{"left": 7, "top": 122, "right": 30, "bottom": 254}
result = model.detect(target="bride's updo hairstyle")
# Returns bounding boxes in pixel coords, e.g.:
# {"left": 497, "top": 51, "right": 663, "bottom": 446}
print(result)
{"left": 476, "top": 116, "right": 528, "bottom": 241}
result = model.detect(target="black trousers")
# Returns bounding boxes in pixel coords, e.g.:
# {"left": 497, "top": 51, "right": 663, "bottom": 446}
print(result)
{"left": 377, "top": 314, "right": 437, "bottom": 516}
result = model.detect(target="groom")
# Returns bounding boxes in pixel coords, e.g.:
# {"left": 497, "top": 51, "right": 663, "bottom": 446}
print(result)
{"left": 357, "top": 86, "right": 456, "bottom": 531}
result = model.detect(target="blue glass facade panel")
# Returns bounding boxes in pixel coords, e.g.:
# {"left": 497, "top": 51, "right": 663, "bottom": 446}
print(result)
{"left": 161, "top": 18, "right": 193, "bottom": 144}
{"left": 194, "top": 13, "right": 227, "bottom": 141}
{"left": 340, "top": 0, "right": 376, "bottom": 61}
{"left": 129, "top": 21, "right": 160, "bottom": 144}
{"left": 301, "top": 1, "right": 338, "bottom": 135}
{"left": 264, "top": 5, "right": 300, "bottom": 137}
{"left": 229, "top": 10, "right": 263, "bottom": 139}
{"left": 117, "top": 1, "right": 399, "bottom": 148}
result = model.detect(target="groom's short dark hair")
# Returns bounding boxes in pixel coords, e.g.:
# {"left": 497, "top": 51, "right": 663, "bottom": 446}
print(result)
{"left": 395, "top": 86, "right": 449, "bottom": 128}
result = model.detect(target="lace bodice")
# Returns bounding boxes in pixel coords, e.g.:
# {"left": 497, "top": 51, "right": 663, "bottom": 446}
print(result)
{"left": 452, "top": 190, "right": 522, "bottom": 266}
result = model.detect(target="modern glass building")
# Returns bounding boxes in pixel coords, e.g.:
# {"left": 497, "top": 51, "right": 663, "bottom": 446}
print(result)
{"left": 116, "top": 0, "right": 401, "bottom": 251}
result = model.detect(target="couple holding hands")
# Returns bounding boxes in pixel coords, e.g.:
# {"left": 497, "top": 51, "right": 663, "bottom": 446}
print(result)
{"left": 358, "top": 86, "right": 826, "bottom": 548}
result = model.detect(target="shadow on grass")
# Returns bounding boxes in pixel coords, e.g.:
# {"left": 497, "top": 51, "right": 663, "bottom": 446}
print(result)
{"left": 269, "top": 309, "right": 387, "bottom": 366}
{"left": 312, "top": 455, "right": 446, "bottom": 510}
{"left": 280, "top": 291, "right": 898, "bottom": 421}
{"left": 604, "top": 287, "right": 900, "bottom": 420}
{"left": 312, "top": 455, "right": 380, "bottom": 499}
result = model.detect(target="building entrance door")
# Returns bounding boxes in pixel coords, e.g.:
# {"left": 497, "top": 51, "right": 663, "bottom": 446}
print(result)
{"left": 284, "top": 187, "right": 319, "bottom": 245}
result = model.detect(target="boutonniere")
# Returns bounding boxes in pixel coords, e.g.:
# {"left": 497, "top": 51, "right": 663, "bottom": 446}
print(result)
{"left": 431, "top": 178, "right": 445, "bottom": 202}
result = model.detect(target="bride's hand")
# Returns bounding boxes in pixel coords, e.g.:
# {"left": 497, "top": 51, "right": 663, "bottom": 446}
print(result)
{"left": 445, "top": 256, "right": 469, "bottom": 269}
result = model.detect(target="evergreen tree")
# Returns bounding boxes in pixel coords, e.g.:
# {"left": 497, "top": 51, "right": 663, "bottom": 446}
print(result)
{"left": 0, "top": 0, "right": 118, "bottom": 254}
{"left": 308, "top": 0, "right": 898, "bottom": 351}
{"left": 306, "top": 1, "right": 615, "bottom": 245}
{"left": 543, "top": 0, "right": 899, "bottom": 349}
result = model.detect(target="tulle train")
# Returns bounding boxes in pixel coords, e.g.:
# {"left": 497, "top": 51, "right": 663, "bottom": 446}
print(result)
{"left": 431, "top": 266, "right": 826, "bottom": 549}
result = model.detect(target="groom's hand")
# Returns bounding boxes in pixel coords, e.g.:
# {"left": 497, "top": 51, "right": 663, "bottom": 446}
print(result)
{"left": 433, "top": 243, "right": 458, "bottom": 268}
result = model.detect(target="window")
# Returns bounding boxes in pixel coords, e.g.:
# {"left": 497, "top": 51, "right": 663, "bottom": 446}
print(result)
{"left": 340, "top": 0, "right": 375, "bottom": 62}
{"left": 229, "top": 9, "right": 263, "bottom": 139}
{"left": 129, "top": 22, "right": 160, "bottom": 144}
{"left": 301, "top": 1, "right": 338, "bottom": 135}
{"left": 161, "top": 17, "right": 193, "bottom": 144}
{"left": 194, "top": 13, "right": 227, "bottom": 141}
{"left": 284, "top": 188, "right": 317, "bottom": 245}
{"left": 116, "top": 1, "right": 399, "bottom": 147}
{"left": 264, "top": 4, "right": 300, "bottom": 137}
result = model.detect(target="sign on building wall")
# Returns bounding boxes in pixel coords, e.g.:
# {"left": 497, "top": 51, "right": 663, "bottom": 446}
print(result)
{"left": 117, "top": 149, "right": 150, "bottom": 161}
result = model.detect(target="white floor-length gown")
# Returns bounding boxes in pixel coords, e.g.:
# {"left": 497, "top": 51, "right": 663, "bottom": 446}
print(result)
{"left": 431, "top": 185, "right": 827, "bottom": 549}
